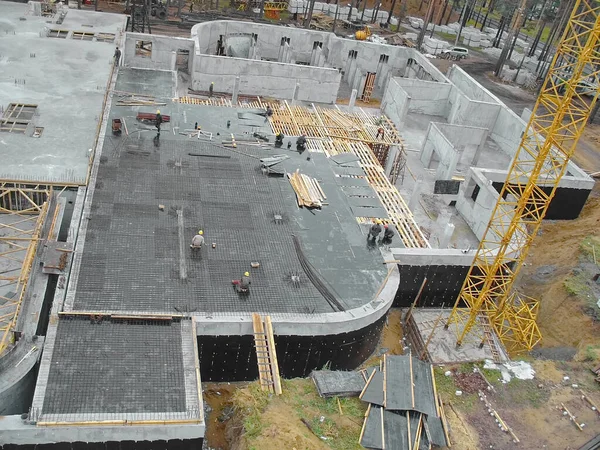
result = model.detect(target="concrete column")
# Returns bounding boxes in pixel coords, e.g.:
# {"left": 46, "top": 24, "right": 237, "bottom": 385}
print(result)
{"left": 439, "top": 223, "right": 455, "bottom": 248}
{"left": 471, "top": 130, "right": 489, "bottom": 166}
{"left": 348, "top": 89, "right": 358, "bottom": 109}
{"left": 278, "top": 42, "right": 284, "bottom": 62}
{"left": 357, "top": 73, "right": 367, "bottom": 101}
{"left": 310, "top": 46, "right": 317, "bottom": 66}
{"left": 291, "top": 82, "right": 300, "bottom": 105}
{"left": 283, "top": 43, "right": 292, "bottom": 64}
{"left": 408, "top": 177, "right": 423, "bottom": 211}
{"left": 171, "top": 51, "right": 177, "bottom": 71}
{"left": 232, "top": 76, "right": 241, "bottom": 105}
{"left": 435, "top": 212, "right": 451, "bottom": 237}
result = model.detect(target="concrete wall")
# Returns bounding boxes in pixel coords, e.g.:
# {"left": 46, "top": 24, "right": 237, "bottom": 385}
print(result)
{"left": 192, "top": 54, "right": 341, "bottom": 103}
{"left": 420, "top": 122, "right": 489, "bottom": 180}
{"left": 455, "top": 167, "right": 502, "bottom": 240}
{"left": 447, "top": 65, "right": 499, "bottom": 103}
{"left": 490, "top": 106, "right": 525, "bottom": 157}
{"left": 394, "top": 78, "right": 452, "bottom": 116}
{"left": 420, "top": 123, "right": 459, "bottom": 180}
{"left": 382, "top": 78, "right": 410, "bottom": 128}
{"left": 125, "top": 32, "right": 195, "bottom": 72}
{"left": 447, "top": 85, "right": 501, "bottom": 129}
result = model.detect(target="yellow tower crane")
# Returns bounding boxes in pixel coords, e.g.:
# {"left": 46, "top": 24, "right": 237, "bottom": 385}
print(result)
{"left": 446, "top": 0, "right": 600, "bottom": 353}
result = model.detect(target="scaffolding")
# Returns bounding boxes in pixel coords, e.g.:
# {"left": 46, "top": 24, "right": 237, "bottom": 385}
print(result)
{"left": 0, "top": 183, "right": 50, "bottom": 356}
{"left": 446, "top": 0, "right": 600, "bottom": 353}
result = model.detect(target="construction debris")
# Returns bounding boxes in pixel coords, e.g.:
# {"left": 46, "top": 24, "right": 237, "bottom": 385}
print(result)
{"left": 560, "top": 402, "right": 585, "bottom": 431}
{"left": 479, "top": 390, "right": 520, "bottom": 442}
{"left": 358, "top": 355, "right": 450, "bottom": 449}
{"left": 114, "top": 91, "right": 166, "bottom": 106}
{"left": 288, "top": 169, "right": 326, "bottom": 208}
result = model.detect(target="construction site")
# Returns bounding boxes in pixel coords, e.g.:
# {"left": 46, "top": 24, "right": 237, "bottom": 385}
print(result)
{"left": 1, "top": 0, "right": 600, "bottom": 448}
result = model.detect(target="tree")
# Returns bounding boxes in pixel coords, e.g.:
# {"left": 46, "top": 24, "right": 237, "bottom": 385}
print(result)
{"left": 304, "top": 0, "right": 317, "bottom": 27}
{"left": 527, "top": 2, "right": 556, "bottom": 56}
{"left": 387, "top": 0, "right": 399, "bottom": 24}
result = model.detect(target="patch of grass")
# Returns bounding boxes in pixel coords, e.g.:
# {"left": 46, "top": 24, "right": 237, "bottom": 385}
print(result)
{"left": 503, "top": 378, "right": 549, "bottom": 408}
{"left": 579, "top": 235, "right": 600, "bottom": 263}
{"left": 436, "top": 31, "right": 456, "bottom": 42}
{"left": 564, "top": 271, "right": 592, "bottom": 297}
{"left": 434, "top": 367, "right": 478, "bottom": 412}
{"left": 583, "top": 345, "right": 599, "bottom": 363}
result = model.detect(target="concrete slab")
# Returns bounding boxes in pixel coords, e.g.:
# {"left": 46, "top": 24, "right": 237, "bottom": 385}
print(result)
{"left": 64, "top": 68, "right": 388, "bottom": 316}
{"left": 412, "top": 309, "right": 499, "bottom": 364}
{"left": 0, "top": 2, "right": 126, "bottom": 183}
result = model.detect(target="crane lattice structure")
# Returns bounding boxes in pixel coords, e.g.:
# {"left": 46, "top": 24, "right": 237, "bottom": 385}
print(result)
{"left": 446, "top": 0, "right": 600, "bottom": 353}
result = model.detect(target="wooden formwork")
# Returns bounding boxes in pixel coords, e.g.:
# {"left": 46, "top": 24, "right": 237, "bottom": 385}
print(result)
{"left": 0, "top": 184, "right": 51, "bottom": 356}
{"left": 170, "top": 98, "right": 428, "bottom": 247}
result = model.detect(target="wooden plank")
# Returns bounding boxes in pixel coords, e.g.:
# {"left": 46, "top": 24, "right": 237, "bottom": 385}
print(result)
{"left": 264, "top": 315, "right": 282, "bottom": 396}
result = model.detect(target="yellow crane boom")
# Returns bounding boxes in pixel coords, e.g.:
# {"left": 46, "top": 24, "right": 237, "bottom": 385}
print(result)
{"left": 446, "top": 0, "right": 600, "bottom": 353}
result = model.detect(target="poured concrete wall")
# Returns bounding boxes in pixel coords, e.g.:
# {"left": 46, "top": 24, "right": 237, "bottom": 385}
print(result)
{"left": 447, "top": 85, "right": 501, "bottom": 129}
{"left": 420, "top": 123, "right": 458, "bottom": 180}
{"left": 490, "top": 106, "right": 525, "bottom": 156}
{"left": 192, "top": 54, "right": 341, "bottom": 103}
{"left": 382, "top": 78, "right": 410, "bottom": 128}
{"left": 456, "top": 167, "right": 503, "bottom": 240}
{"left": 125, "top": 33, "right": 195, "bottom": 71}
{"left": 447, "top": 65, "right": 500, "bottom": 103}
{"left": 393, "top": 78, "right": 452, "bottom": 116}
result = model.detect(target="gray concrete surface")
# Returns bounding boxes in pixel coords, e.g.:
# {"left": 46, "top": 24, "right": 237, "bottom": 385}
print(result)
{"left": 0, "top": 2, "right": 126, "bottom": 183}
{"left": 412, "top": 309, "right": 503, "bottom": 364}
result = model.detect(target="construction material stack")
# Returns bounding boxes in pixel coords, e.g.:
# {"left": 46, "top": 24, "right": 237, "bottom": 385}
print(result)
{"left": 359, "top": 355, "right": 450, "bottom": 450}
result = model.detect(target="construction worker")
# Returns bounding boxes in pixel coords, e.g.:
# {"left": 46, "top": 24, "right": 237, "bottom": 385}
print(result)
{"left": 296, "top": 134, "right": 307, "bottom": 152}
{"left": 376, "top": 127, "right": 385, "bottom": 139}
{"left": 155, "top": 109, "right": 163, "bottom": 135}
{"left": 275, "top": 132, "right": 284, "bottom": 147}
{"left": 368, "top": 220, "right": 382, "bottom": 240}
{"left": 114, "top": 46, "right": 121, "bottom": 66}
{"left": 382, "top": 224, "right": 394, "bottom": 243}
{"left": 266, "top": 105, "right": 273, "bottom": 117}
{"left": 190, "top": 230, "right": 204, "bottom": 250}
{"left": 232, "top": 271, "right": 251, "bottom": 294}
{"left": 209, "top": 82, "right": 214, "bottom": 98}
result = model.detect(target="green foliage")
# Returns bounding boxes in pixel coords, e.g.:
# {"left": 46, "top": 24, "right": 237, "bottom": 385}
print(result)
{"left": 503, "top": 378, "right": 549, "bottom": 408}
{"left": 563, "top": 272, "right": 591, "bottom": 297}
{"left": 579, "top": 235, "right": 600, "bottom": 263}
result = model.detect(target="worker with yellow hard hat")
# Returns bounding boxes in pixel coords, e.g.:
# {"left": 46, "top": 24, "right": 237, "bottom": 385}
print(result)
{"left": 155, "top": 109, "right": 163, "bottom": 135}
{"left": 232, "top": 270, "right": 251, "bottom": 294}
{"left": 190, "top": 230, "right": 204, "bottom": 250}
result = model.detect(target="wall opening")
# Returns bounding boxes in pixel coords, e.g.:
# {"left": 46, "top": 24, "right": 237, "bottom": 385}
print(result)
{"left": 135, "top": 40, "right": 152, "bottom": 58}
{"left": 176, "top": 49, "right": 190, "bottom": 72}
{"left": 1, "top": 103, "right": 38, "bottom": 134}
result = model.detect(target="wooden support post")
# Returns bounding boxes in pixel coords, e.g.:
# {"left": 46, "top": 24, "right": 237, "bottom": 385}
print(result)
{"left": 405, "top": 278, "right": 427, "bottom": 323}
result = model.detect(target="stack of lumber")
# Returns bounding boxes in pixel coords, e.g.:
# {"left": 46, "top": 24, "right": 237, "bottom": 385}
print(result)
{"left": 310, "top": 13, "right": 334, "bottom": 30}
{"left": 359, "top": 355, "right": 450, "bottom": 450}
{"left": 114, "top": 91, "right": 166, "bottom": 106}
{"left": 287, "top": 169, "right": 326, "bottom": 208}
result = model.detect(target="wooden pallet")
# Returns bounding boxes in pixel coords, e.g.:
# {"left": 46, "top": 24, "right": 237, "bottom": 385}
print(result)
{"left": 252, "top": 313, "right": 282, "bottom": 395}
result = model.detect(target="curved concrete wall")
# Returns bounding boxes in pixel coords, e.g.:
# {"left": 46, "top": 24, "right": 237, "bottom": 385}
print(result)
{"left": 0, "top": 339, "right": 42, "bottom": 416}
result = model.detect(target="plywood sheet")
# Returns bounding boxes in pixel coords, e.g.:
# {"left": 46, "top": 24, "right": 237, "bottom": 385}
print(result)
{"left": 360, "top": 368, "right": 384, "bottom": 406}
{"left": 412, "top": 358, "right": 437, "bottom": 417}
{"left": 384, "top": 355, "right": 414, "bottom": 410}
{"left": 384, "top": 410, "right": 410, "bottom": 450}
{"left": 360, "top": 405, "right": 384, "bottom": 450}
